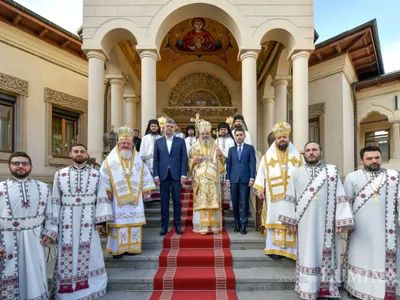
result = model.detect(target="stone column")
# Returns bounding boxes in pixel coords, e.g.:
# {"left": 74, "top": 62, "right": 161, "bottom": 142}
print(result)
{"left": 124, "top": 94, "right": 138, "bottom": 130}
{"left": 87, "top": 50, "right": 106, "bottom": 163}
{"left": 139, "top": 50, "right": 158, "bottom": 135}
{"left": 273, "top": 78, "right": 289, "bottom": 123}
{"left": 107, "top": 75, "right": 126, "bottom": 129}
{"left": 390, "top": 119, "right": 400, "bottom": 161}
{"left": 240, "top": 50, "right": 259, "bottom": 148}
{"left": 262, "top": 97, "right": 275, "bottom": 151}
{"left": 291, "top": 51, "right": 310, "bottom": 151}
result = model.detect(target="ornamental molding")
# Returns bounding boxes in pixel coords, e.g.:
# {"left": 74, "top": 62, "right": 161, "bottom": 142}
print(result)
{"left": 45, "top": 88, "right": 88, "bottom": 113}
{"left": 309, "top": 102, "right": 325, "bottom": 117}
{"left": 0, "top": 72, "right": 28, "bottom": 96}
{"left": 169, "top": 73, "right": 232, "bottom": 106}
{"left": 164, "top": 106, "right": 238, "bottom": 117}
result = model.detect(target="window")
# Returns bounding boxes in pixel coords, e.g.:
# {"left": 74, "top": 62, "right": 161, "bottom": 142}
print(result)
{"left": 52, "top": 108, "right": 79, "bottom": 157}
{"left": 309, "top": 117, "right": 320, "bottom": 143}
{"left": 0, "top": 94, "right": 16, "bottom": 152}
{"left": 365, "top": 130, "right": 390, "bottom": 161}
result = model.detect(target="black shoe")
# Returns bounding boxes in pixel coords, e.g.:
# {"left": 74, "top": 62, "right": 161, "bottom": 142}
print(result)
{"left": 175, "top": 226, "right": 183, "bottom": 234}
{"left": 268, "top": 254, "right": 283, "bottom": 260}
{"left": 160, "top": 228, "right": 168, "bottom": 236}
{"left": 234, "top": 224, "right": 241, "bottom": 233}
{"left": 112, "top": 254, "right": 124, "bottom": 259}
{"left": 240, "top": 227, "right": 247, "bottom": 235}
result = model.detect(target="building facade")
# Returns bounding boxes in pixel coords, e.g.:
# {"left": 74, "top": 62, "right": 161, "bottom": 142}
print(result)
{"left": 0, "top": 0, "right": 399, "bottom": 183}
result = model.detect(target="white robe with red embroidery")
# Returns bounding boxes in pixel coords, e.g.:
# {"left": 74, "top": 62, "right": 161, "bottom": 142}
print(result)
{"left": 0, "top": 177, "right": 56, "bottom": 300}
{"left": 51, "top": 165, "right": 113, "bottom": 300}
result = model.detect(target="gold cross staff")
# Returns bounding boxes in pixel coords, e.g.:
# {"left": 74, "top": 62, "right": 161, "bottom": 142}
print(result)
{"left": 190, "top": 113, "right": 204, "bottom": 137}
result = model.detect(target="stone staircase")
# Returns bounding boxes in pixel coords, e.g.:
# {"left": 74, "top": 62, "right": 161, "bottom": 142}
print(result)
{"left": 47, "top": 199, "right": 357, "bottom": 300}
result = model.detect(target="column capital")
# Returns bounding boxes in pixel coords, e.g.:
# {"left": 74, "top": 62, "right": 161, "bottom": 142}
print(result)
{"left": 261, "top": 97, "right": 275, "bottom": 105}
{"left": 272, "top": 78, "right": 290, "bottom": 87}
{"left": 291, "top": 50, "right": 311, "bottom": 62}
{"left": 239, "top": 50, "right": 260, "bottom": 61}
{"left": 86, "top": 50, "right": 107, "bottom": 62}
{"left": 124, "top": 94, "right": 139, "bottom": 103}
{"left": 138, "top": 49, "right": 159, "bottom": 61}
{"left": 106, "top": 75, "right": 126, "bottom": 86}
{"left": 389, "top": 117, "right": 400, "bottom": 124}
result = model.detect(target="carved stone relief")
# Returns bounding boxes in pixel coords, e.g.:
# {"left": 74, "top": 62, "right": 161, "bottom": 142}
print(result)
{"left": 169, "top": 73, "right": 232, "bottom": 106}
{"left": 44, "top": 88, "right": 88, "bottom": 113}
{"left": 164, "top": 106, "right": 238, "bottom": 116}
{"left": 0, "top": 72, "right": 28, "bottom": 96}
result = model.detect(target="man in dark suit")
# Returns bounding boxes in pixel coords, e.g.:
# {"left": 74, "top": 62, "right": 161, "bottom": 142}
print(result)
{"left": 153, "top": 119, "right": 188, "bottom": 236}
{"left": 226, "top": 128, "right": 256, "bottom": 235}
{"left": 133, "top": 129, "right": 141, "bottom": 152}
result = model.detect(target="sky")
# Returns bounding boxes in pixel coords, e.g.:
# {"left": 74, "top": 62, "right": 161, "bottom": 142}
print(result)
{"left": 14, "top": 0, "right": 400, "bottom": 73}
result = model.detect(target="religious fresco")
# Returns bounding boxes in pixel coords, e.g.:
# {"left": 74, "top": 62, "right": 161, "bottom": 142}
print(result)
{"left": 166, "top": 17, "right": 231, "bottom": 63}
{"left": 118, "top": 19, "right": 279, "bottom": 82}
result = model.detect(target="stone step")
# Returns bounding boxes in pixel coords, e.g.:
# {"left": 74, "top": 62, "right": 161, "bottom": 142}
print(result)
{"left": 103, "top": 249, "right": 291, "bottom": 269}
{"left": 101, "top": 227, "right": 265, "bottom": 250}
{"left": 237, "top": 289, "right": 357, "bottom": 300}
{"left": 105, "top": 266, "right": 299, "bottom": 291}
{"left": 98, "top": 291, "right": 152, "bottom": 300}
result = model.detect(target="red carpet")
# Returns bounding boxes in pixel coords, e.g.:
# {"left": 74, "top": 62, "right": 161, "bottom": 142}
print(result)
{"left": 150, "top": 183, "right": 238, "bottom": 300}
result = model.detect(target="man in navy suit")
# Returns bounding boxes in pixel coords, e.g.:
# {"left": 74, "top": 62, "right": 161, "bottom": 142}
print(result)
{"left": 226, "top": 128, "right": 256, "bottom": 235}
{"left": 153, "top": 119, "right": 188, "bottom": 236}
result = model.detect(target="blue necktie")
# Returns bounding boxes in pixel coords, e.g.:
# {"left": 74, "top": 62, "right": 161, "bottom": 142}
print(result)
{"left": 238, "top": 144, "right": 242, "bottom": 160}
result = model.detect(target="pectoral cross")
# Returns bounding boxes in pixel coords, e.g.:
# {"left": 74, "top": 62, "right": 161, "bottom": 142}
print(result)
{"left": 373, "top": 192, "right": 379, "bottom": 204}
{"left": 190, "top": 113, "right": 204, "bottom": 137}
{"left": 313, "top": 192, "right": 319, "bottom": 201}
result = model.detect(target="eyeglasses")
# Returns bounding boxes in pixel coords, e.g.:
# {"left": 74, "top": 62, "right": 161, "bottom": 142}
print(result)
{"left": 10, "top": 161, "right": 31, "bottom": 167}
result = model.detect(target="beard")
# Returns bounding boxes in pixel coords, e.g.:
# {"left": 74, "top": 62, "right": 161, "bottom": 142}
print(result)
{"left": 277, "top": 142, "right": 289, "bottom": 151}
{"left": 305, "top": 156, "right": 320, "bottom": 166}
{"left": 11, "top": 169, "right": 31, "bottom": 179}
{"left": 120, "top": 149, "right": 133, "bottom": 160}
{"left": 365, "top": 163, "right": 381, "bottom": 172}
{"left": 72, "top": 157, "right": 86, "bottom": 164}
{"left": 200, "top": 138, "right": 212, "bottom": 146}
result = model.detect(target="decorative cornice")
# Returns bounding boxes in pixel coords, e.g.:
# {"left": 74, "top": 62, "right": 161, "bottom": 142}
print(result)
{"left": 309, "top": 102, "right": 325, "bottom": 117}
{"left": 164, "top": 106, "right": 238, "bottom": 116}
{"left": 44, "top": 87, "right": 87, "bottom": 113}
{"left": 0, "top": 72, "right": 28, "bottom": 95}
{"left": 170, "top": 73, "right": 232, "bottom": 106}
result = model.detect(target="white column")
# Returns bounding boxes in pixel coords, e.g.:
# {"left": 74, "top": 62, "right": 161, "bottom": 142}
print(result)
{"left": 107, "top": 75, "right": 125, "bottom": 129}
{"left": 87, "top": 50, "right": 106, "bottom": 163}
{"left": 291, "top": 51, "right": 310, "bottom": 151}
{"left": 139, "top": 50, "right": 158, "bottom": 135}
{"left": 390, "top": 120, "right": 400, "bottom": 161}
{"left": 240, "top": 50, "right": 259, "bottom": 149}
{"left": 124, "top": 94, "right": 138, "bottom": 130}
{"left": 262, "top": 97, "right": 275, "bottom": 151}
{"left": 273, "top": 78, "right": 289, "bottom": 123}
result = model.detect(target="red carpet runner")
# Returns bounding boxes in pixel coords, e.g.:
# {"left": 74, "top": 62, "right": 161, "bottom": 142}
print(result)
{"left": 150, "top": 182, "right": 238, "bottom": 300}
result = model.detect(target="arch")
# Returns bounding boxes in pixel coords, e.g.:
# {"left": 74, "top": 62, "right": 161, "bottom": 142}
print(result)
{"left": 90, "top": 19, "right": 144, "bottom": 55}
{"left": 169, "top": 73, "right": 232, "bottom": 106}
{"left": 358, "top": 104, "right": 394, "bottom": 124}
{"left": 253, "top": 18, "right": 301, "bottom": 54}
{"left": 165, "top": 61, "right": 240, "bottom": 106}
{"left": 147, "top": 0, "right": 245, "bottom": 52}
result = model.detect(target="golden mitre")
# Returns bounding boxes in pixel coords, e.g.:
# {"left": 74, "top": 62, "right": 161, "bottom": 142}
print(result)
{"left": 272, "top": 122, "right": 291, "bottom": 137}
{"left": 117, "top": 125, "right": 134, "bottom": 141}
{"left": 198, "top": 120, "right": 212, "bottom": 133}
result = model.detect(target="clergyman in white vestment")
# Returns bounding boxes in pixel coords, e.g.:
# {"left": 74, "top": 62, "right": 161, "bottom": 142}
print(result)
{"left": 343, "top": 145, "right": 400, "bottom": 300}
{"left": 279, "top": 142, "right": 354, "bottom": 299}
{"left": 140, "top": 119, "right": 162, "bottom": 202}
{"left": 51, "top": 144, "right": 114, "bottom": 299}
{"left": 0, "top": 152, "right": 57, "bottom": 300}
{"left": 101, "top": 126, "right": 156, "bottom": 258}
{"left": 254, "top": 122, "right": 303, "bottom": 260}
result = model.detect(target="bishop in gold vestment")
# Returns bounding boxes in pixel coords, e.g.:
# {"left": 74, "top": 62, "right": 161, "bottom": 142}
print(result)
{"left": 254, "top": 122, "right": 303, "bottom": 259}
{"left": 189, "top": 121, "right": 225, "bottom": 234}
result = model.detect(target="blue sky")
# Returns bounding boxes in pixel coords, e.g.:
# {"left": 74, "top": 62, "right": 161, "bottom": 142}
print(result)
{"left": 14, "top": 0, "right": 400, "bottom": 73}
